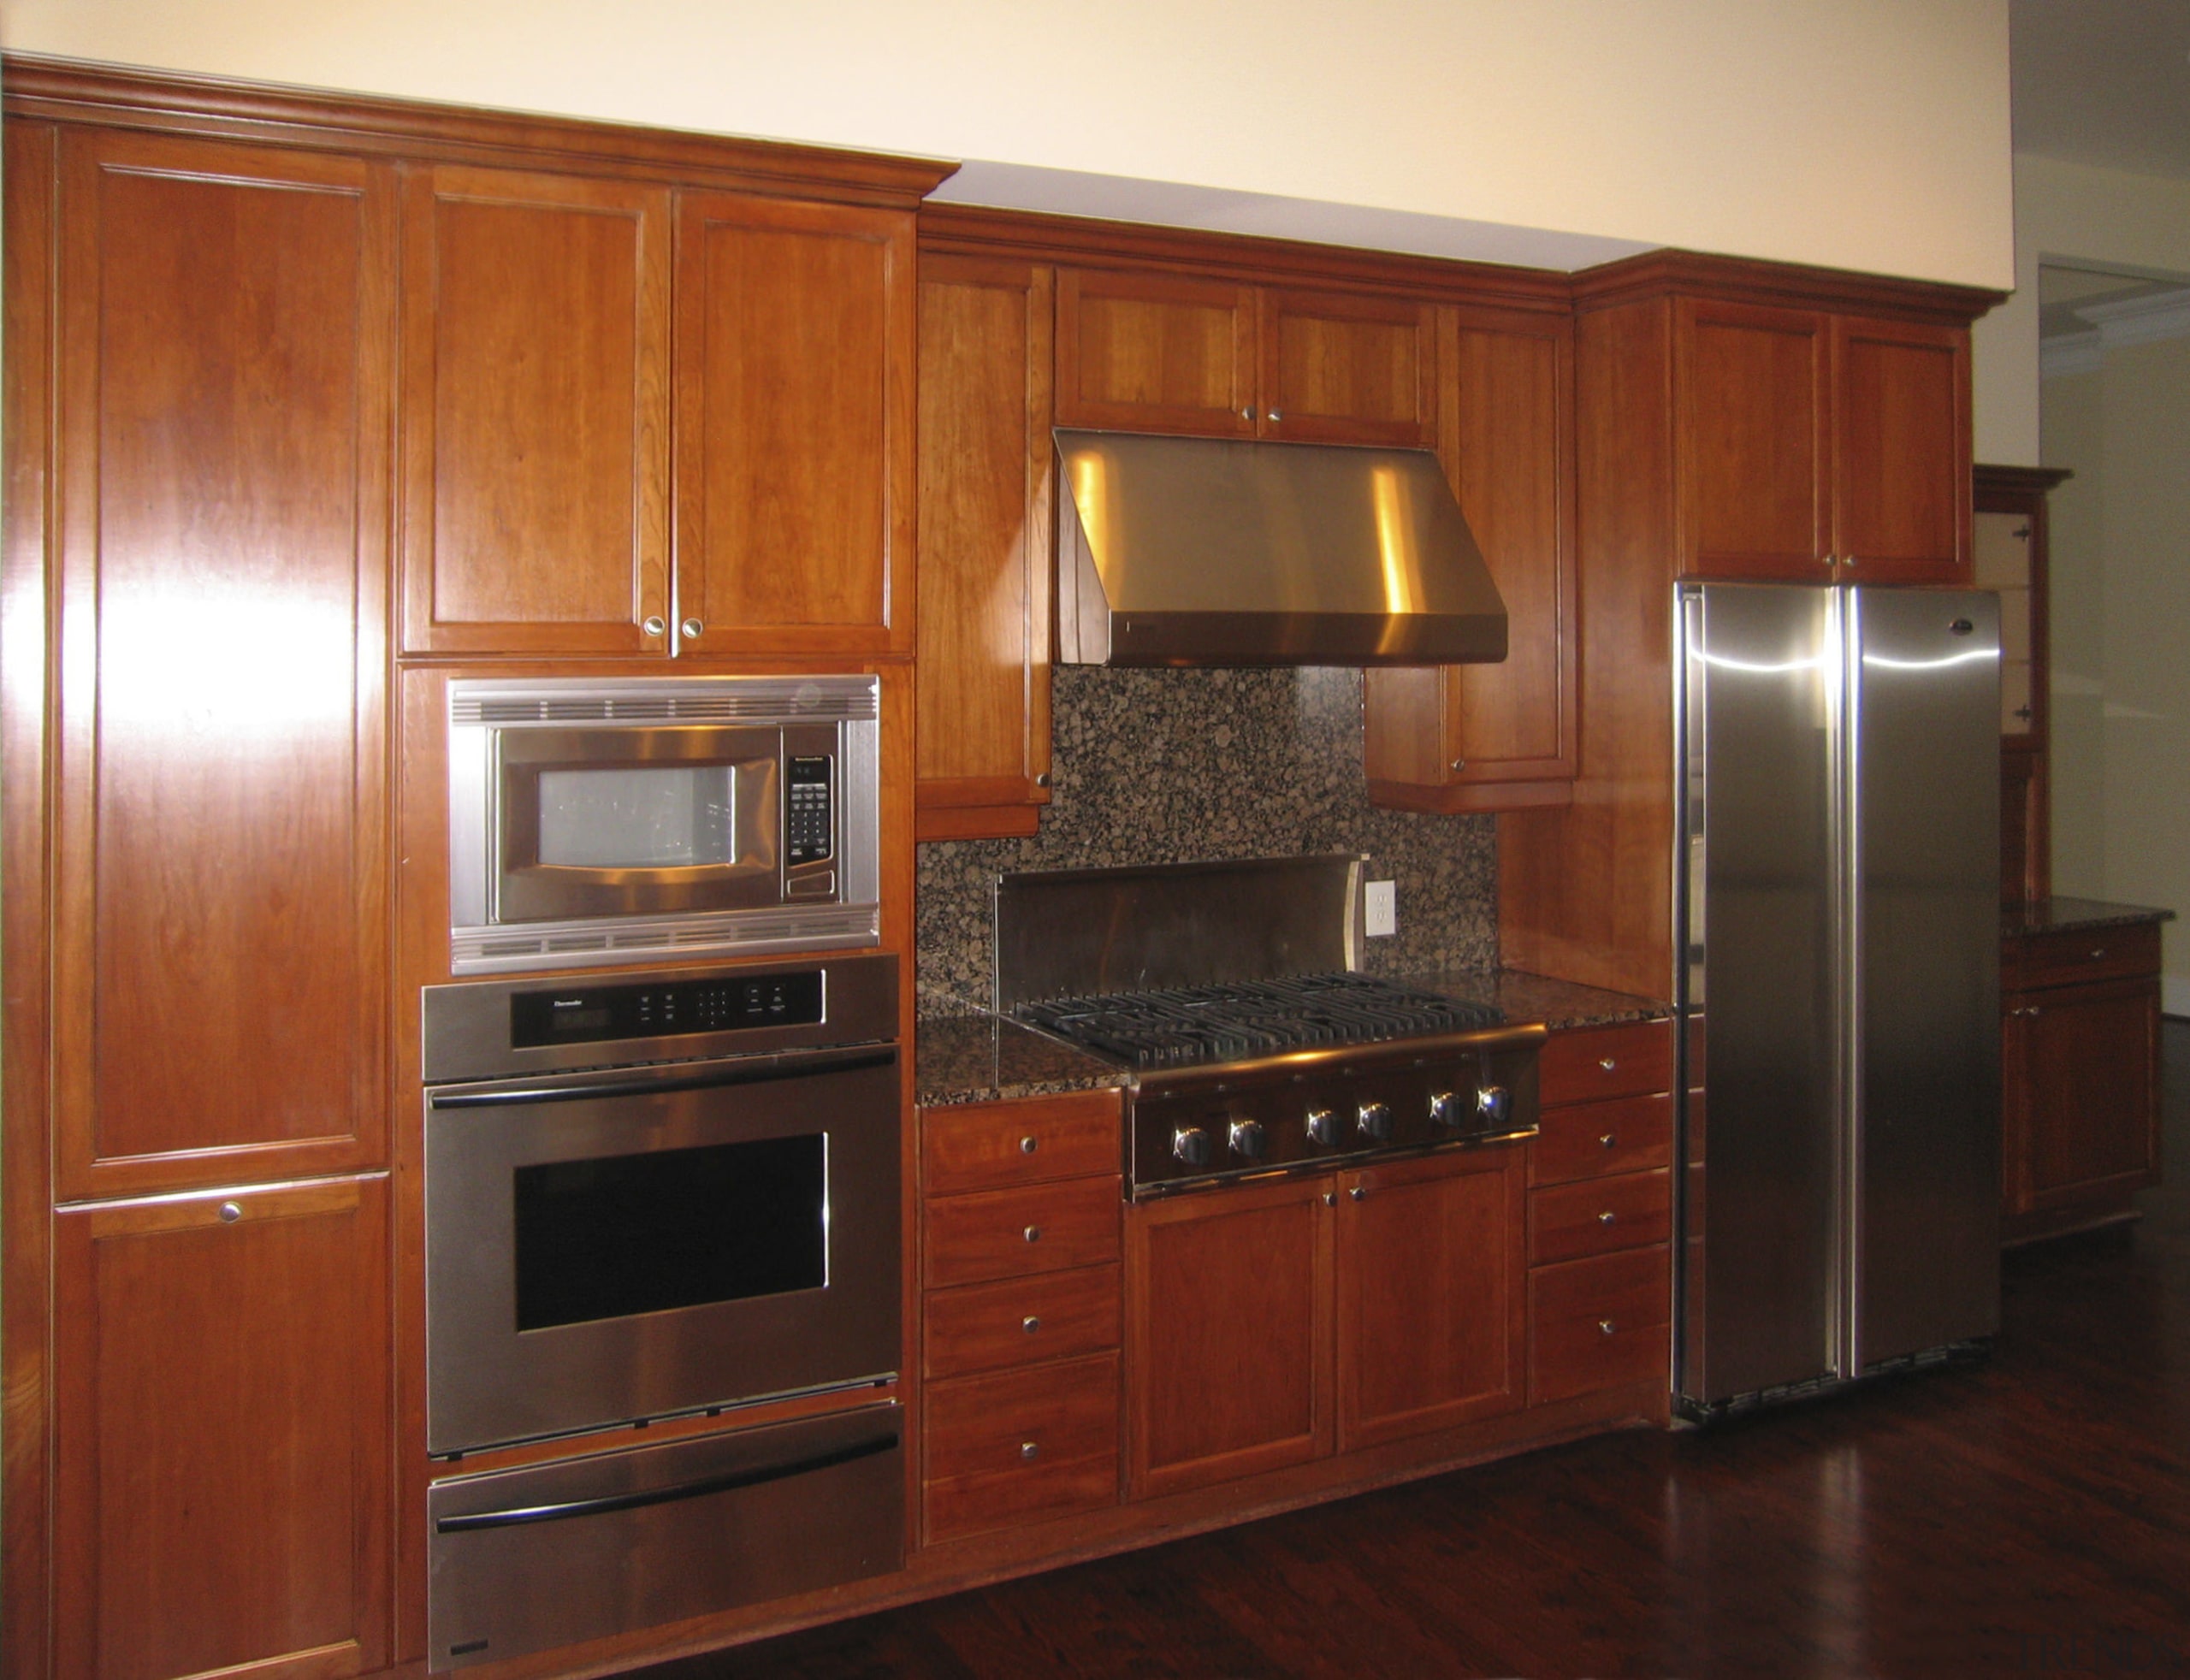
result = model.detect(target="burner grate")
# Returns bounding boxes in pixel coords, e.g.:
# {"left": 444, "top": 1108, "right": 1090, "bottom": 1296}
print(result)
{"left": 1014, "top": 973, "right": 1500, "bottom": 1070}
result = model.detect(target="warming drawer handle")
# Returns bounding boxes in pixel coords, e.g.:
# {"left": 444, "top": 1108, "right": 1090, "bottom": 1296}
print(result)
{"left": 429, "top": 1044, "right": 897, "bottom": 1109}
{"left": 433, "top": 1429, "right": 899, "bottom": 1535}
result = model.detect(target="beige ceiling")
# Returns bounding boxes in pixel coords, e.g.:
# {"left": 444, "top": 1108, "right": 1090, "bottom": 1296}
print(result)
{"left": 2013, "top": 0, "right": 2190, "bottom": 179}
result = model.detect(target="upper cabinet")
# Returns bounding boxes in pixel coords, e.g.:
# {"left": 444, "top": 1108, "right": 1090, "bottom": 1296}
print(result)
{"left": 1671, "top": 295, "right": 1971, "bottom": 584}
{"left": 399, "top": 167, "right": 937, "bottom": 660}
{"left": 1057, "top": 268, "right": 1436, "bottom": 447}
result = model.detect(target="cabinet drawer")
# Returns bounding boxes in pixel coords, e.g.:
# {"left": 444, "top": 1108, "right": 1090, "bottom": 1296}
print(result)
{"left": 1530, "top": 1246, "right": 1671, "bottom": 1405}
{"left": 923, "top": 1175, "right": 1122, "bottom": 1289}
{"left": 1530, "top": 1092, "right": 1673, "bottom": 1186}
{"left": 2004, "top": 921, "right": 2160, "bottom": 993}
{"left": 922, "top": 1352, "right": 1120, "bottom": 1542}
{"left": 1539, "top": 1021, "right": 1674, "bottom": 1108}
{"left": 923, "top": 1263, "right": 1121, "bottom": 1381}
{"left": 921, "top": 1089, "right": 1122, "bottom": 1196}
{"left": 1529, "top": 1168, "right": 1671, "bottom": 1266}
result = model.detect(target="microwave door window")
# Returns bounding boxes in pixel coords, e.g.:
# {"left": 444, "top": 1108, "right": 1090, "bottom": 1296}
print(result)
{"left": 536, "top": 765, "right": 737, "bottom": 867}
{"left": 512, "top": 1133, "right": 828, "bottom": 1333}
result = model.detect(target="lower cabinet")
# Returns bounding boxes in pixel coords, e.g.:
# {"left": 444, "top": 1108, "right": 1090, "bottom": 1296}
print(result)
{"left": 1126, "top": 1143, "right": 1528, "bottom": 1499}
{"left": 52, "top": 1176, "right": 392, "bottom": 1680}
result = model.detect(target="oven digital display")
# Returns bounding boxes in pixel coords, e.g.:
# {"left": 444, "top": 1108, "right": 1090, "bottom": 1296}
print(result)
{"left": 509, "top": 969, "right": 826, "bottom": 1048}
{"left": 512, "top": 1134, "right": 826, "bottom": 1332}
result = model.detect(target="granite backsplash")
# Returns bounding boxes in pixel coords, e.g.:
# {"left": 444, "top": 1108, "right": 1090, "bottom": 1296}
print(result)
{"left": 915, "top": 665, "right": 1497, "bottom": 1015}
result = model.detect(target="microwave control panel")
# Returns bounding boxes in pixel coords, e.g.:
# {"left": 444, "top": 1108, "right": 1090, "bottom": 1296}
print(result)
{"left": 510, "top": 969, "right": 827, "bottom": 1050}
{"left": 785, "top": 755, "right": 834, "bottom": 867}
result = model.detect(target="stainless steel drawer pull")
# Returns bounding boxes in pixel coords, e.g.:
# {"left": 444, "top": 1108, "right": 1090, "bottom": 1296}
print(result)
{"left": 1020, "top": 1440, "right": 1039, "bottom": 1462}
{"left": 1020, "top": 1135, "right": 1039, "bottom": 1154}
{"left": 218, "top": 1202, "right": 242, "bottom": 1224}
{"left": 1598, "top": 1318, "right": 1616, "bottom": 1337}
{"left": 1022, "top": 1315, "right": 1040, "bottom": 1334}
{"left": 1023, "top": 1225, "right": 1041, "bottom": 1244}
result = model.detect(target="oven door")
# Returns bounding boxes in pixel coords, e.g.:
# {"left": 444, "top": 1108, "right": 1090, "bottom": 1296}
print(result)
{"left": 425, "top": 1043, "right": 900, "bottom": 1454}
{"left": 494, "top": 725, "right": 784, "bottom": 923}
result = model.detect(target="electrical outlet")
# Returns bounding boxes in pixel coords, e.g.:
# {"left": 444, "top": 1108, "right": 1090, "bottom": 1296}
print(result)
{"left": 1365, "top": 879, "right": 1397, "bottom": 938}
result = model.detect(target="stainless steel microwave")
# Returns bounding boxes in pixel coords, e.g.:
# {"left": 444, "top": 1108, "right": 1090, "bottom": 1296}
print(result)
{"left": 447, "top": 676, "right": 879, "bottom": 974}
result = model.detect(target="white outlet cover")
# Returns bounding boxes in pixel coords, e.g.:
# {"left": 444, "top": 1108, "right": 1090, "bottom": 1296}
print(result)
{"left": 1365, "top": 880, "right": 1396, "bottom": 938}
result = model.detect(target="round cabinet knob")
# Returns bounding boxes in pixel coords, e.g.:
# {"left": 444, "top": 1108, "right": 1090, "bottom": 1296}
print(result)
{"left": 1349, "top": 1186, "right": 1365, "bottom": 1202}
{"left": 217, "top": 1201, "right": 243, "bottom": 1224}
{"left": 1266, "top": 409, "right": 1283, "bottom": 423}
{"left": 1020, "top": 1440, "right": 1040, "bottom": 1462}
{"left": 1022, "top": 1225, "right": 1042, "bottom": 1244}
{"left": 1428, "top": 1090, "right": 1460, "bottom": 1128}
{"left": 1598, "top": 1057, "right": 1618, "bottom": 1073}
{"left": 642, "top": 615, "right": 666, "bottom": 636}
{"left": 1597, "top": 1210, "right": 1617, "bottom": 1226}
{"left": 1241, "top": 406, "right": 1255, "bottom": 422}
{"left": 1599, "top": 1318, "right": 1617, "bottom": 1337}
{"left": 1173, "top": 1126, "right": 1212, "bottom": 1168}
{"left": 679, "top": 617, "right": 704, "bottom": 640}
{"left": 1020, "top": 1135, "right": 1039, "bottom": 1155}
{"left": 1477, "top": 1085, "right": 1512, "bottom": 1126}
{"left": 1356, "top": 1101, "right": 1392, "bottom": 1142}
{"left": 1305, "top": 1107, "right": 1342, "bottom": 1147}
{"left": 1600, "top": 1132, "right": 1618, "bottom": 1150}
{"left": 1022, "top": 1315, "right": 1041, "bottom": 1335}
{"left": 1228, "top": 1118, "right": 1268, "bottom": 1161}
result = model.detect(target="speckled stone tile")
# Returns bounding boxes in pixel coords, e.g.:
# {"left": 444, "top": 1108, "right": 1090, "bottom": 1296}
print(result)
{"left": 914, "top": 1014, "right": 1131, "bottom": 1108}
{"left": 2002, "top": 896, "right": 2176, "bottom": 938}
{"left": 1399, "top": 967, "right": 1672, "bottom": 1031}
{"left": 916, "top": 666, "right": 1496, "bottom": 1017}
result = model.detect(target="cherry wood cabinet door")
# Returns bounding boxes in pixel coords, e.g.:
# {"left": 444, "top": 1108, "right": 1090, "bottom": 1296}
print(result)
{"left": 2004, "top": 977, "right": 2161, "bottom": 1216}
{"left": 1673, "top": 299, "right": 1832, "bottom": 581}
{"left": 398, "top": 164, "right": 671, "bottom": 655}
{"left": 50, "top": 130, "right": 392, "bottom": 1200}
{"left": 1832, "top": 315, "right": 1969, "bottom": 583}
{"left": 1364, "top": 306, "right": 1576, "bottom": 811}
{"left": 914, "top": 255, "right": 1055, "bottom": 837}
{"left": 1258, "top": 287, "right": 1436, "bottom": 447}
{"left": 674, "top": 191, "right": 915, "bottom": 657}
{"left": 1054, "top": 268, "right": 1258, "bottom": 437}
{"left": 1126, "top": 1175, "right": 1333, "bottom": 1499}
{"left": 53, "top": 1177, "right": 392, "bottom": 1680}
{"left": 1335, "top": 1145, "right": 1526, "bottom": 1452}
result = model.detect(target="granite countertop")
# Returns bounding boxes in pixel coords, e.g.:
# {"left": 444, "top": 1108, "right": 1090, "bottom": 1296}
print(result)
{"left": 915, "top": 967, "right": 1672, "bottom": 1106}
{"left": 1398, "top": 967, "right": 1674, "bottom": 1031}
{"left": 914, "top": 1012, "right": 1131, "bottom": 1109}
{"left": 2003, "top": 896, "right": 2177, "bottom": 938}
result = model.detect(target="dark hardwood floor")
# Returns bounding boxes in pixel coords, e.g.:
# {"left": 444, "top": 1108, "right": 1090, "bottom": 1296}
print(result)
{"left": 651, "top": 1022, "right": 2190, "bottom": 1678}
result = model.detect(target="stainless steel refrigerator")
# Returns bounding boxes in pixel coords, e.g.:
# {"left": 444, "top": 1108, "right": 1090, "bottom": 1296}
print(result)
{"left": 1675, "top": 583, "right": 2001, "bottom": 1412}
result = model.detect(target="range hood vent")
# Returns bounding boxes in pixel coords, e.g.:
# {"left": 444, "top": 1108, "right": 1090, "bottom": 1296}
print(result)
{"left": 1054, "top": 429, "right": 1507, "bottom": 667}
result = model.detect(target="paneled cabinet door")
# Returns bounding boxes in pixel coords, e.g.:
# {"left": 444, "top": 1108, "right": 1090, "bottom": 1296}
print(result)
{"left": 1054, "top": 268, "right": 1258, "bottom": 436}
{"left": 398, "top": 165, "right": 672, "bottom": 655}
{"left": 1335, "top": 1144, "right": 1526, "bottom": 1451}
{"left": 1126, "top": 1174, "right": 1333, "bottom": 1500}
{"left": 1831, "top": 315, "right": 1969, "bottom": 583}
{"left": 53, "top": 1178, "right": 392, "bottom": 1680}
{"left": 1673, "top": 299, "right": 1832, "bottom": 581}
{"left": 674, "top": 191, "right": 916, "bottom": 657}
{"left": 1259, "top": 288, "right": 1436, "bottom": 447}
{"left": 50, "top": 128, "right": 391, "bottom": 1199}
{"left": 914, "top": 255, "right": 1055, "bottom": 839}
{"left": 1364, "top": 306, "right": 1576, "bottom": 811}
{"left": 2004, "top": 976, "right": 2161, "bottom": 1216}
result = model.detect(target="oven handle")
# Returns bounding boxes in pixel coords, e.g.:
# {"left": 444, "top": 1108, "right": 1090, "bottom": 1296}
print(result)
{"left": 433, "top": 1428, "right": 899, "bottom": 1535}
{"left": 428, "top": 1044, "right": 897, "bottom": 1110}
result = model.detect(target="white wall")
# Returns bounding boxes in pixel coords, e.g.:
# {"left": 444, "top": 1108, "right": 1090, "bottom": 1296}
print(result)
{"left": 1, "top": 0, "right": 2013, "bottom": 283}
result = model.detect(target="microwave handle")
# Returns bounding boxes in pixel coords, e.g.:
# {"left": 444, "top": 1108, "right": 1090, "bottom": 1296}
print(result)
{"left": 428, "top": 1043, "right": 896, "bottom": 1111}
{"left": 434, "top": 1427, "right": 899, "bottom": 1535}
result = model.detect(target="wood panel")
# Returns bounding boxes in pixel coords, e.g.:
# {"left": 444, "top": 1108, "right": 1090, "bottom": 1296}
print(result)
{"left": 1538, "top": 1020, "right": 1675, "bottom": 1107}
{"left": 1675, "top": 299, "right": 1830, "bottom": 580}
{"left": 1527, "top": 1168, "right": 1672, "bottom": 1266}
{"left": 1530, "top": 1092, "right": 1674, "bottom": 1186}
{"left": 52, "top": 1177, "right": 392, "bottom": 1680}
{"left": 1832, "top": 316, "right": 1968, "bottom": 583}
{"left": 1529, "top": 1244, "right": 1672, "bottom": 1406}
{"left": 1053, "top": 268, "right": 1257, "bottom": 436}
{"left": 914, "top": 254, "right": 1054, "bottom": 833}
{"left": 2004, "top": 921, "right": 2161, "bottom": 993}
{"left": 50, "top": 128, "right": 392, "bottom": 1199}
{"left": 398, "top": 164, "right": 670, "bottom": 654}
{"left": 1335, "top": 1145, "right": 1526, "bottom": 1452}
{"left": 1127, "top": 1174, "right": 1333, "bottom": 1499}
{"left": 921, "top": 1353, "right": 1120, "bottom": 1544}
{"left": 920, "top": 1086, "right": 1121, "bottom": 1197}
{"left": 1258, "top": 287, "right": 1435, "bottom": 447}
{"left": 922, "top": 1176, "right": 1122, "bottom": 1289}
{"left": 923, "top": 1263, "right": 1122, "bottom": 1381}
{"left": 2006, "top": 975, "right": 2161, "bottom": 1215}
{"left": 675, "top": 191, "right": 914, "bottom": 656}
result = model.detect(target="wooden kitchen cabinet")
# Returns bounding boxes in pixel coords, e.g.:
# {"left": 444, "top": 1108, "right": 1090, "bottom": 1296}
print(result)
{"left": 52, "top": 1176, "right": 393, "bottom": 1680}
{"left": 1977, "top": 464, "right": 2071, "bottom": 906}
{"left": 914, "top": 254, "right": 1056, "bottom": 838}
{"left": 1057, "top": 267, "right": 1435, "bottom": 447}
{"left": 1365, "top": 305, "right": 1577, "bottom": 811}
{"left": 397, "top": 164, "right": 672, "bottom": 656}
{"left": 46, "top": 126, "right": 392, "bottom": 1200}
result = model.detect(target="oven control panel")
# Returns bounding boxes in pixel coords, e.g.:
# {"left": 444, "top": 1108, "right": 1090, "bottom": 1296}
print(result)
{"left": 511, "top": 969, "right": 826, "bottom": 1050}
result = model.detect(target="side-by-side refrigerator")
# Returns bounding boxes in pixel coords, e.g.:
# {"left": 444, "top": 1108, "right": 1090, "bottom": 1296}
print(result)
{"left": 1675, "top": 583, "right": 2001, "bottom": 1413}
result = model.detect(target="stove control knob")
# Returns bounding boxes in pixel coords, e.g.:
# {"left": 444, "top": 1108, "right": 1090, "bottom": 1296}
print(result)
{"left": 1305, "top": 1108, "right": 1342, "bottom": 1148}
{"left": 1477, "top": 1085, "right": 1512, "bottom": 1126}
{"left": 1428, "top": 1090, "right": 1461, "bottom": 1128}
{"left": 1172, "top": 1126, "right": 1213, "bottom": 1168}
{"left": 1356, "top": 1101, "right": 1393, "bottom": 1142}
{"left": 1228, "top": 1119, "right": 1268, "bottom": 1161}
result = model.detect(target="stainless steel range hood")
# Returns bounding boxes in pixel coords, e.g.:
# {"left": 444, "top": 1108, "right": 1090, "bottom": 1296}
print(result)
{"left": 1054, "top": 429, "right": 1507, "bottom": 667}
